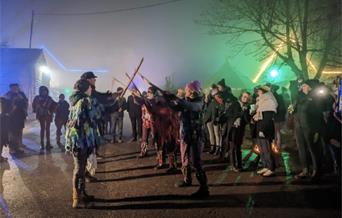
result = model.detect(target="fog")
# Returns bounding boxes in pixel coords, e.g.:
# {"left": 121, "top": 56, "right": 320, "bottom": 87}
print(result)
{"left": 1, "top": 0, "right": 260, "bottom": 93}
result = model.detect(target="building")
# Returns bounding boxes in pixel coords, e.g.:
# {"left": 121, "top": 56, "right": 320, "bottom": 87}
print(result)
{"left": 0, "top": 48, "right": 51, "bottom": 104}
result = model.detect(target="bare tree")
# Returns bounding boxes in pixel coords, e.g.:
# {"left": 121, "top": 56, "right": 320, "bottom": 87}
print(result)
{"left": 164, "top": 75, "right": 175, "bottom": 91}
{"left": 199, "top": 0, "right": 342, "bottom": 80}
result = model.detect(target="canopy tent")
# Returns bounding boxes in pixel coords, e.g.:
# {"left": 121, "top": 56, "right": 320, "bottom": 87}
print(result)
{"left": 203, "top": 59, "right": 254, "bottom": 95}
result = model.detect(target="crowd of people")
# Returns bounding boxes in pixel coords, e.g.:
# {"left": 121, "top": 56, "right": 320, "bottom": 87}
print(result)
{"left": 0, "top": 84, "right": 70, "bottom": 157}
{"left": 0, "top": 71, "right": 340, "bottom": 209}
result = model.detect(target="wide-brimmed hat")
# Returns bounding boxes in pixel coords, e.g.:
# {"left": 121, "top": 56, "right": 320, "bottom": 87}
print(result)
{"left": 258, "top": 85, "right": 271, "bottom": 92}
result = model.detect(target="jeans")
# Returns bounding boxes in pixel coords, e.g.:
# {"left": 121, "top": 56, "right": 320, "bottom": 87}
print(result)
{"left": 129, "top": 115, "right": 142, "bottom": 140}
{"left": 111, "top": 112, "right": 123, "bottom": 140}
{"left": 39, "top": 118, "right": 51, "bottom": 146}
{"left": 55, "top": 120, "right": 67, "bottom": 143}
{"left": 180, "top": 137, "right": 207, "bottom": 188}
{"left": 294, "top": 121, "right": 321, "bottom": 172}
{"left": 206, "top": 121, "right": 221, "bottom": 146}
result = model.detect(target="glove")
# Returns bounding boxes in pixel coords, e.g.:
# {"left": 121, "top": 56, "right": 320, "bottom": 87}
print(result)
{"left": 258, "top": 131, "right": 265, "bottom": 138}
{"left": 233, "top": 118, "right": 241, "bottom": 128}
{"left": 288, "top": 104, "right": 294, "bottom": 114}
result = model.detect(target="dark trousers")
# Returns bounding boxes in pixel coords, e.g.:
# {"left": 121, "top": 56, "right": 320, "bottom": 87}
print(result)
{"left": 111, "top": 113, "right": 123, "bottom": 140}
{"left": 229, "top": 127, "right": 245, "bottom": 169}
{"left": 129, "top": 115, "right": 142, "bottom": 140}
{"left": 72, "top": 148, "right": 89, "bottom": 192}
{"left": 9, "top": 129, "right": 21, "bottom": 151}
{"left": 256, "top": 112, "right": 275, "bottom": 171}
{"left": 180, "top": 137, "right": 207, "bottom": 188}
{"left": 39, "top": 118, "right": 51, "bottom": 146}
{"left": 55, "top": 120, "right": 66, "bottom": 143}
{"left": 294, "top": 121, "right": 322, "bottom": 173}
{"left": 258, "top": 138, "right": 275, "bottom": 171}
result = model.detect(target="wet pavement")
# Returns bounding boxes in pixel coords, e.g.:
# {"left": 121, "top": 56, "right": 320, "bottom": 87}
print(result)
{"left": 0, "top": 121, "right": 340, "bottom": 218}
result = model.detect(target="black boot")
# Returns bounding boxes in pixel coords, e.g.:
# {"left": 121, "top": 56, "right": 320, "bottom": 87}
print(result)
{"left": 46, "top": 141, "right": 53, "bottom": 150}
{"left": 208, "top": 145, "right": 216, "bottom": 155}
{"left": 190, "top": 187, "right": 210, "bottom": 198}
{"left": 214, "top": 147, "right": 222, "bottom": 156}
{"left": 40, "top": 140, "right": 45, "bottom": 150}
{"left": 191, "top": 170, "right": 209, "bottom": 198}
{"left": 81, "top": 190, "right": 95, "bottom": 202}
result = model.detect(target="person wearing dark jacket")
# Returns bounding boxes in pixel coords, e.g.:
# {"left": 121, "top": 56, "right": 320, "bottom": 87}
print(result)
{"left": 165, "top": 80, "right": 209, "bottom": 198}
{"left": 4, "top": 83, "right": 28, "bottom": 149}
{"left": 8, "top": 98, "right": 27, "bottom": 154}
{"left": 0, "top": 97, "right": 10, "bottom": 161}
{"left": 32, "top": 86, "right": 57, "bottom": 150}
{"left": 81, "top": 71, "right": 114, "bottom": 141}
{"left": 271, "top": 85, "right": 287, "bottom": 149}
{"left": 55, "top": 94, "right": 70, "bottom": 148}
{"left": 80, "top": 71, "right": 114, "bottom": 182}
{"left": 228, "top": 91, "right": 251, "bottom": 172}
{"left": 293, "top": 79, "right": 325, "bottom": 180}
{"left": 65, "top": 79, "right": 97, "bottom": 208}
{"left": 217, "top": 78, "right": 232, "bottom": 102}
{"left": 127, "top": 88, "right": 143, "bottom": 142}
{"left": 204, "top": 84, "right": 225, "bottom": 155}
{"left": 110, "top": 87, "right": 126, "bottom": 143}
{"left": 219, "top": 89, "right": 238, "bottom": 158}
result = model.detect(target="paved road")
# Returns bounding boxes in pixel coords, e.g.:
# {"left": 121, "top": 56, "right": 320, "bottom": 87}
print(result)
{"left": 0, "top": 121, "right": 340, "bottom": 218}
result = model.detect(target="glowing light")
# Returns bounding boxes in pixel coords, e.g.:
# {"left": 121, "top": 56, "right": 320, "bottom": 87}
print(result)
{"left": 269, "top": 69, "right": 279, "bottom": 78}
{"left": 64, "top": 88, "right": 72, "bottom": 95}
{"left": 253, "top": 39, "right": 342, "bottom": 83}
{"left": 306, "top": 58, "right": 342, "bottom": 75}
{"left": 252, "top": 42, "right": 284, "bottom": 83}
{"left": 271, "top": 142, "right": 280, "bottom": 154}
{"left": 39, "top": 65, "right": 51, "bottom": 75}
{"left": 40, "top": 45, "right": 108, "bottom": 73}
{"left": 322, "top": 71, "right": 342, "bottom": 75}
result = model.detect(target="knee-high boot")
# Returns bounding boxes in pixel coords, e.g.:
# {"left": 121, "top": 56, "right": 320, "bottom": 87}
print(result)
{"left": 191, "top": 169, "right": 209, "bottom": 198}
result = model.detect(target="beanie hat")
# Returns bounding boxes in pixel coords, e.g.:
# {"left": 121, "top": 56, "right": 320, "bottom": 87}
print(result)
{"left": 217, "top": 79, "right": 226, "bottom": 87}
{"left": 186, "top": 80, "right": 201, "bottom": 93}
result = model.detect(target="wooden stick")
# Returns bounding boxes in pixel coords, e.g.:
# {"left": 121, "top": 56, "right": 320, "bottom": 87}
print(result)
{"left": 125, "top": 73, "right": 142, "bottom": 96}
{"left": 113, "top": 77, "right": 126, "bottom": 87}
{"left": 121, "top": 57, "right": 144, "bottom": 98}
{"left": 138, "top": 72, "right": 164, "bottom": 93}
{"left": 138, "top": 72, "right": 180, "bottom": 100}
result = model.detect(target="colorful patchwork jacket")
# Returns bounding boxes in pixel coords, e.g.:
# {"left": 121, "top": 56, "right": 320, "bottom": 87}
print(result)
{"left": 65, "top": 92, "right": 98, "bottom": 153}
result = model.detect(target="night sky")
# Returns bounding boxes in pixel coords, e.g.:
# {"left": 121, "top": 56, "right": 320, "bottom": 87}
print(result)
{"left": 1, "top": 0, "right": 260, "bottom": 92}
